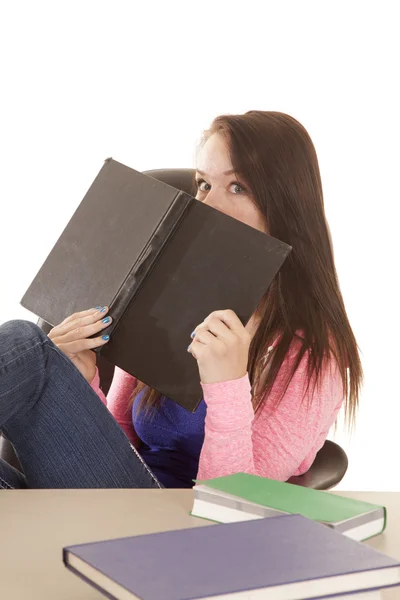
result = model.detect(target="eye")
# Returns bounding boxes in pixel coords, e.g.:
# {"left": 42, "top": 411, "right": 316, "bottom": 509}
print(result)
{"left": 195, "top": 178, "right": 211, "bottom": 192}
{"left": 229, "top": 182, "right": 246, "bottom": 194}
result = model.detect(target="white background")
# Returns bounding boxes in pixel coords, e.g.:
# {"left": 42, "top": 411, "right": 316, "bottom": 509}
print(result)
{"left": 1, "top": 1, "right": 399, "bottom": 490}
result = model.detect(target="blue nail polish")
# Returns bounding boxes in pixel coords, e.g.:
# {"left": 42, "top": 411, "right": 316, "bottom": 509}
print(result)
{"left": 100, "top": 307, "right": 107, "bottom": 313}
{"left": 102, "top": 317, "right": 111, "bottom": 324}
{"left": 95, "top": 306, "right": 102, "bottom": 310}
{"left": 190, "top": 331, "right": 196, "bottom": 338}
{"left": 102, "top": 335, "right": 110, "bottom": 341}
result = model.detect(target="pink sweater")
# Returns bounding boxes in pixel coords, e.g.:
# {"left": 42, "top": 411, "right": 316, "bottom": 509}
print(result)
{"left": 91, "top": 337, "right": 344, "bottom": 482}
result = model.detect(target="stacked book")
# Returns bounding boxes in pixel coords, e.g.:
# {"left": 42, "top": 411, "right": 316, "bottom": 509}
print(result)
{"left": 64, "top": 511, "right": 398, "bottom": 600}
{"left": 191, "top": 472, "right": 386, "bottom": 542}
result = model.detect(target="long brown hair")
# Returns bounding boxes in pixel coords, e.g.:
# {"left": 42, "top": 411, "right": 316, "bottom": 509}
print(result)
{"left": 131, "top": 111, "right": 363, "bottom": 427}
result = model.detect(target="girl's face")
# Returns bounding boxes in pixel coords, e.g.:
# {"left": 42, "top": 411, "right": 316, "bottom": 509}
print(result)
{"left": 195, "top": 133, "right": 267, "bottom": 233}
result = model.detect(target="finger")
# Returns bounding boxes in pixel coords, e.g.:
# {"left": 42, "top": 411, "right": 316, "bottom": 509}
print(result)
{"left": 192, "top": 329, "right": 217, "bottom": 346}
{"left": 187, "top": 343, "right": 196, "bottom": 358}
{"left": 61, "top": 306, "right": 108, "bottom": 326}
{"left": 65, "top": 308, "right": 110, "bottom": 332}
{"left": 188, "top": 336, "right": 224, "bottom": 360}
{"left": 207, "top": 309, "right": 244, "bottom": 333}
{"left": 200, "top": 316, "right": 234, "bottom": 341}
{"left": 50, "top": 308, "right": 110, "bottom": 339}
{"left": 52, "top": 316, "right": 113, "bottom": 345}
{"left": 245, "top": 314, "right": 261, "bottom": 338}
{"left": 187, "top": 338, "right": 201, "bottom": 359}
{"left": 57, "top": 334, "right": 110, "bottom": 355}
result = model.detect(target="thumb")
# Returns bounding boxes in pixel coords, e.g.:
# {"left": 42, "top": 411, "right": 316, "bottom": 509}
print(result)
{"left": 245, "top": 314, "right": 261, "bottom": 339}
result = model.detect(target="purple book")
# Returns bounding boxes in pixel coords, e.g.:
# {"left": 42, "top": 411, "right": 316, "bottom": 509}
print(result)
{"left": 63, "top": 514, "right": 400, "bottom": 600}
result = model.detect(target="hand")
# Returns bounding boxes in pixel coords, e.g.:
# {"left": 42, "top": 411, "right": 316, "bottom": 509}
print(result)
{"left": 48, "top": 307, "right": 112, "bottom": 383}
{"left": 188, "top": 309, "right": 255, "bottom": 385}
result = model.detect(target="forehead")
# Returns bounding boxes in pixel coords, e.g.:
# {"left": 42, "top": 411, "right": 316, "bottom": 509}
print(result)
{"left": 196, "top": 133, "right": 233, "bottom": 177}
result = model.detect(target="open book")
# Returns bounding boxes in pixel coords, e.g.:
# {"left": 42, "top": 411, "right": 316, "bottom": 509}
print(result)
{"left": 21, "top": 159, "right": 291, "bottom": 411}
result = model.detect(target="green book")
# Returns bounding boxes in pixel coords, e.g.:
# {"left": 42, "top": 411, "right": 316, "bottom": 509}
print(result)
{"left": 191, "top": 473, "right": 386, "bottom": 541}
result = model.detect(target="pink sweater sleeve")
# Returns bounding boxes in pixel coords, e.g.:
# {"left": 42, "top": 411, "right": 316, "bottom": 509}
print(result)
{"left": 90, "top": 366, "right": 140, "bottom": 447}
{"left": 197, "top": 344, "right": 344, "bottom": 482}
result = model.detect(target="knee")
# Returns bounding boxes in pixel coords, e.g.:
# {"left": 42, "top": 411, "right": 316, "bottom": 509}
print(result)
{"left": 0, "top": 319, "right": 48, "bottom": 344}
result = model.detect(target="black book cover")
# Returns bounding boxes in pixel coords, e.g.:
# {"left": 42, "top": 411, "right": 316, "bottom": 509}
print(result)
{"left": 21, "top": 159, "right": 291, "bottom": 411}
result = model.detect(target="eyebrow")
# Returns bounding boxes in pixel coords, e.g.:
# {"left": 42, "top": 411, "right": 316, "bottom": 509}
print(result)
{"left": 196, "top": 169, "right": 236, "bottom": 177}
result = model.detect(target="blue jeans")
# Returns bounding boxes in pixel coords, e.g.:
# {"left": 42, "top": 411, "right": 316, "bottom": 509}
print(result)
{"left": 0, "top": 320, "right": 161, "bottom": 489}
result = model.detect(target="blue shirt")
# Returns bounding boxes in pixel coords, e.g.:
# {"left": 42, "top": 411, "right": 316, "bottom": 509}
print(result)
{"left": 132, "top": 392, "right": 207, "bottom": 488}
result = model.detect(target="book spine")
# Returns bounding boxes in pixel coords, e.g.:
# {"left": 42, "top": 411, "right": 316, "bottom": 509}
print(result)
{"left": 64, "top": 561, "right": 119, "bottom": 600}
{"left": 103, "top": 190, "right": 194, "bottom": 335}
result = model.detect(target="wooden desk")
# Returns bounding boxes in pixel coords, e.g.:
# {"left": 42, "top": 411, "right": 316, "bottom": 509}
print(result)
{"left": 0, "top": 489, "right": 398, "bottom": 599}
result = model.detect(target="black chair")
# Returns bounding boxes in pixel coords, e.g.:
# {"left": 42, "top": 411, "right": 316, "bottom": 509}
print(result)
{"left": 0, "top": 168, "right": 348, "bottom": 490}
